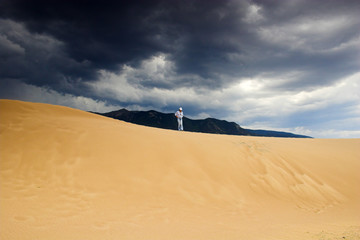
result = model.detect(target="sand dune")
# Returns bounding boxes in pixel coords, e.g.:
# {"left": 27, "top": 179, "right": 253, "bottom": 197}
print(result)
{"left": 1, "top": 99, "right": 359, "bottom": 240}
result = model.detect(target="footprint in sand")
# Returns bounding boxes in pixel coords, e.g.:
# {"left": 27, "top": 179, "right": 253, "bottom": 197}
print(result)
{"left": 245, "top": 142, "right": 345, "bottom": 213}
{"left": 93, "top": 222, "right": 110, "bottom": 230}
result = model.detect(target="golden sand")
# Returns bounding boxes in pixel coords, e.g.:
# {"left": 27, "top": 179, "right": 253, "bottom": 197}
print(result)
{"left": 1, "top": 99, "right": 359, "bottom": 239}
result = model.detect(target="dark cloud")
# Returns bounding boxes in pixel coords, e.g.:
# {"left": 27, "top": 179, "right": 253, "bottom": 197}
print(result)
{"left": 1, "top": 0, "right": 359, "bottom": 92}
{"left": 0, "top": 19, "right": 95, "bottom": 96}
{"left": 0, "top": 0, "right": 171, "bottom": 94}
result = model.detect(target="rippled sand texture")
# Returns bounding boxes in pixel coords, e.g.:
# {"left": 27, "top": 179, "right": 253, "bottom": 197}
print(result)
{"left": 1, "top": 100, "right": 359, "bottom": 240}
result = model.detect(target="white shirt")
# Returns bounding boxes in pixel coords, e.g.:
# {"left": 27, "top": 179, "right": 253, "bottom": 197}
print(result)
{"left": 175, "top": 110, "right": 183, "bottom": 119}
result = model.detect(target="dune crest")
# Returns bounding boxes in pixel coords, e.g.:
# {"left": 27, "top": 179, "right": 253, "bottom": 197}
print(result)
{"left": 1, "top": 100, "right": 359, "bottom": 240}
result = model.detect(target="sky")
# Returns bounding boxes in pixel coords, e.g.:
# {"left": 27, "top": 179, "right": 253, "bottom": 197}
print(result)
{"left": 0, "top": 0, "right": 359, "bottom": 138}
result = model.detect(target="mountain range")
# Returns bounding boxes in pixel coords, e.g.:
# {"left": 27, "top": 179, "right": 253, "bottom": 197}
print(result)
{"left": 93, "top": 109, "right": 312, "bottom": 138}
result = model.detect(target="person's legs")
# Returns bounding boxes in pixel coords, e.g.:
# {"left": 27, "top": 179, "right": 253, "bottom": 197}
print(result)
{"left": 177, "top": 118, "right": 181, "bottom": 130}
{"left": 180, "top": 118, "right": 183, "bottom": 131}
{"left": 177, "top": 118, "right": 183, "bottom": 131}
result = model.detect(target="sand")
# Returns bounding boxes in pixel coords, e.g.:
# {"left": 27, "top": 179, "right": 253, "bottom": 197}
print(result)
{"left": 0, "top": 99, "right": 359, "bottom": 240}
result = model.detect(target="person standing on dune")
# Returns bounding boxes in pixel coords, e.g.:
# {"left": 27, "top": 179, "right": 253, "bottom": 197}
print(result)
{"left": 175, "top": 107, "right": 184, "bottom": 131}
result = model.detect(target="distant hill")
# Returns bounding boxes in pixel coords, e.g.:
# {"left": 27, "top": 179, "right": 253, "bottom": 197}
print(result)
{"left": 246, "top": 129, "right": 311, "bottom": 138}
{"left": 93, "top": 109, "right": 311, "bottom": 138}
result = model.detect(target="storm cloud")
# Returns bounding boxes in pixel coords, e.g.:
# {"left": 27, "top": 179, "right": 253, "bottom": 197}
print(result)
{"left": 1, "top": 0, "right": 359, "bottom": 137}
